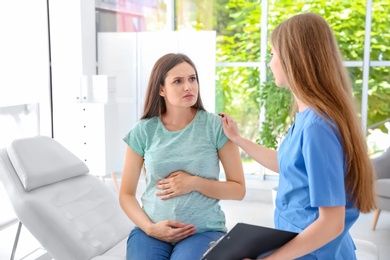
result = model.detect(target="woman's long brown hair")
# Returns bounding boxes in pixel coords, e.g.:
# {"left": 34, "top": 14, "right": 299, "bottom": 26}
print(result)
{"left": 271, "top": 13, "right": 376, "bottom": 213}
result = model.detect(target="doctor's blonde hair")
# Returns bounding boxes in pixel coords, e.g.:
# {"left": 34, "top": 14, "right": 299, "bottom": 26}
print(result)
{"left": 270, "top": 13, "right": 376, "bottom": 213}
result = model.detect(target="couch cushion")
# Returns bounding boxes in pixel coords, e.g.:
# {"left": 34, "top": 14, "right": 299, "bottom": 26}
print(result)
{"left": 7, "top": 135, "right": 89, "bottom": 191}
{"left": 376, "top": 179, "right": 390, "bottom": 198}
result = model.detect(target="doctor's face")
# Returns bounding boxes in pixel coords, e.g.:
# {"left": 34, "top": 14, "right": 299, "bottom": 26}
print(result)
{"left": 270, "top": 47, "right": 287, "bottom": 87}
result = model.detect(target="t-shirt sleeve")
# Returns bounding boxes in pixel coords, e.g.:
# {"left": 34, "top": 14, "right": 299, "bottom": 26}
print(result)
{"left": 123, "top": 121, "right": 145, "bottom": 157}
{"left": 302, "top": 121, "right": 346, "bottom": 207}
{"left": 213, "top": 114, "right": 229, "bottom": 150}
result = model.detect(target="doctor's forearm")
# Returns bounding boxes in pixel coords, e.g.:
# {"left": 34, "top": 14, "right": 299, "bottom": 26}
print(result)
{"left": 234, "top": 136, "right": 279, "bottom": 173}
{"left": 264, "top": 206, "right": 345, "bottom": 260}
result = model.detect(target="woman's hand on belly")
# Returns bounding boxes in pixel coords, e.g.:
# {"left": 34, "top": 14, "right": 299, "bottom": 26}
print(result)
{"left": 156, "top": 171, "right": 196, "bottom": 200}
{"left": 147, "top": 220, "right": 196, "bottom": 242}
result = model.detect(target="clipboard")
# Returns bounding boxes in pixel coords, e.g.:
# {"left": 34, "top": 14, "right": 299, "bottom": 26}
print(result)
{"left": 201, "top": 223, "right": 298, "bottom": 260}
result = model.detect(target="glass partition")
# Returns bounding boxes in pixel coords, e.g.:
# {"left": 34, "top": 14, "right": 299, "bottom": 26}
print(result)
{"left": 95, "top": 0, "right": 167, "bottom": 32}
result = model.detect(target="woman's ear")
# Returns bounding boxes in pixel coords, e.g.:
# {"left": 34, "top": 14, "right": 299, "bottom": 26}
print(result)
{"left": 159, "top": 85, "right": 165, "bottom": 96}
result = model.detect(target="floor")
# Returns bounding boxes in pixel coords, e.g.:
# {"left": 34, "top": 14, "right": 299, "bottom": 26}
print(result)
{"left": 1, "top": 176, "right": 389, "bottom": 260}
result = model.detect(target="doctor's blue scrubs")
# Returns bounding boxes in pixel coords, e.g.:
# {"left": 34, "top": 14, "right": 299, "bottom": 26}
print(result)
{"left": 275, "top": 108, "right": 359, "bottom": 259}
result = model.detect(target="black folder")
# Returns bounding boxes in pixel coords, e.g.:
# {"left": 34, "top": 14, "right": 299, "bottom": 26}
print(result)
{"left": 201, "top": 223, "right": 298, "bottom": 260}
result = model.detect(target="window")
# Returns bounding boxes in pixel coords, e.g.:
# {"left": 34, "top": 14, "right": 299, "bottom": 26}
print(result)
{"left": 94, "top": 0, "right": 390, "bottom": 177}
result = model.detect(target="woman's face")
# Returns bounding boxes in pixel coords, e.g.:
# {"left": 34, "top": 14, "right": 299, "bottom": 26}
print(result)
{"left": 159, "top": 62, "right": 198, "bottom": 109}
{"left": 270, "top": 47, "right": 287, "bottom": 87}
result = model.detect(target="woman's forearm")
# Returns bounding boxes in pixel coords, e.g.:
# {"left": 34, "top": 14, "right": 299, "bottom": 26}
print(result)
{"left": 119, "top": 193, "right": 153, "bottom": 234}
{"left": 192, "top": 176, "right": 245, "bottom": 200}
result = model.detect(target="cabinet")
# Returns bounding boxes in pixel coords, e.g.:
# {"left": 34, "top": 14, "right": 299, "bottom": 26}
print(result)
{"left": 58, "top": 102, "right": 131, "bottom": 177}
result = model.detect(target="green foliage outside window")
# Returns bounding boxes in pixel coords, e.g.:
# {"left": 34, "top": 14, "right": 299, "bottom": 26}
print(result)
{"left": 213, "top": 0, "right": 390, "bottom": 153}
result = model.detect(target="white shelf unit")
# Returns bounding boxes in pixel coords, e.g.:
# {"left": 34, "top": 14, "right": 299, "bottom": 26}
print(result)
{"left": 57, "top": 102, "right": 131, "bottom": 177}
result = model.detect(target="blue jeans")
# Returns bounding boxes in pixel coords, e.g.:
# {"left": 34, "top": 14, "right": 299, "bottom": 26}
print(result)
{"left": 126, "top": 227, "right": 225, "bottom": 260}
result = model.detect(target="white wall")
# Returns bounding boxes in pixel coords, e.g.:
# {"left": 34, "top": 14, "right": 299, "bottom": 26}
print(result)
{"left": 0, "top": 0, "right": 96, "bottom": 146}
{"left": 0, "top": 0, "right": 52, "bottom": 141}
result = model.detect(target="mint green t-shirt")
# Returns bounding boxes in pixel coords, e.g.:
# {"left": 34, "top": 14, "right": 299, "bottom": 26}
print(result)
{"left": 123, "top": 110, "right": 228, "bottom": 233}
